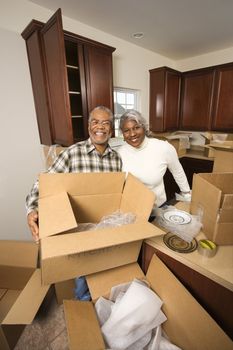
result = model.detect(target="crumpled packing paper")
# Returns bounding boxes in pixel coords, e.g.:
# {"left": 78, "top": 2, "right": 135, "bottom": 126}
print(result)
{"left": 95, "top": 279, "right": 170, "bottom": 349}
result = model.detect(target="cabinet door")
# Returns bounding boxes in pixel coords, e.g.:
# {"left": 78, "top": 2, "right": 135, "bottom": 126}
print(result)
{"left": 41, "top": 9, "right": 73, "bottom": 146}
{"left": 149, "top": 67, "right": 181, "bottom": 132}
{"left": 164, "top": 70, "right": 181, "bottom": 130}
{"left": 84, "top": 45, "right": 114, "bottom": 112}
{"left": 23, "top": 28, "right": 53, "bottom": 145}
{"left": 211, "top": 64, "right": 233, "bottom": 131}
{"left": 180, "top": 69, "right": 214, "bottom": 130}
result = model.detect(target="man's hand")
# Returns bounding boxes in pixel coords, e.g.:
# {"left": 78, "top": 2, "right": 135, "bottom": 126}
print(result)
{"left": 27, "top": 210, "right": 39, "bottom": 243}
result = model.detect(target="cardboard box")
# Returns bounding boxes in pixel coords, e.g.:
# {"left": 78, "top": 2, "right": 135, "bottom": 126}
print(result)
{"left": 190, "top": 173, "right": 233, "bottom": 245}
{"left": 0, "top": 241, "right": 50, "bottom": 350}
{"left": 42, "top": 144, "right": 66, "bottom": 169}
{"left": 151, "top": 132, "right": 191, "bottom": 157}
{"left": 63, "top": 255, "right": 233, "bottom": 350}
{"left": 212, "top": 146, "right": 233, "bottom": 172}
{"left": 38, "top": 172, "right": 164, "bottom": 285}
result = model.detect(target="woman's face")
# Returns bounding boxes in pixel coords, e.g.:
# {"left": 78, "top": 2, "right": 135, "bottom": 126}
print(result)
{"left": 121, "top": 119, "right": 146, "bottom": 148}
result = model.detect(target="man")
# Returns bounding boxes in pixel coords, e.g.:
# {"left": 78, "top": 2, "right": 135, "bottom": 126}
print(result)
{"left": 26, "top": 106, "right": 122, "bottom": 242}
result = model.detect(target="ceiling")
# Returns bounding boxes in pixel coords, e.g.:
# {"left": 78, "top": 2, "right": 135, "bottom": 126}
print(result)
{"left": 29, "top": 0, "right": 233, "bottom": 60}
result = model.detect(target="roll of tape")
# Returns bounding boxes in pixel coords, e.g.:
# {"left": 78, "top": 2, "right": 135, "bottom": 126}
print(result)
{"left": 198, "top": 239, "right": 217, "bottom": 258}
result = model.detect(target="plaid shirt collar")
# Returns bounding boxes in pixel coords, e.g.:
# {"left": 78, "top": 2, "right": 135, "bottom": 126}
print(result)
{"left": 85, "top": 138, "right": 114, "bottom": 156}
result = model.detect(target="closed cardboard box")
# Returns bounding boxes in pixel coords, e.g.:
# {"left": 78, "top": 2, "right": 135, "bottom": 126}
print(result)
{"left": 38, "top": 172, "right": 164, "bottom": 285}
{"left": 63, "top": 255, "right": 233, "bottom": 350}
{"left": 191, "top": 173, "right": 233, "bottom": 245}
{"left": 0, "top": 241, "right": 50, "bottom": 350}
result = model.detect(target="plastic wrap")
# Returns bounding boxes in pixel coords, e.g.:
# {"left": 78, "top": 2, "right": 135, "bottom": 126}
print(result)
{"left": 154, "top": 205, "right": 202, "bottom": 243}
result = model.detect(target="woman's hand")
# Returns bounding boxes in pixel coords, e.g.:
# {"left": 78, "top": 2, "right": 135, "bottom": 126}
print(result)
{"left": 27, "top": 210, "right": 39, "bottom": 243}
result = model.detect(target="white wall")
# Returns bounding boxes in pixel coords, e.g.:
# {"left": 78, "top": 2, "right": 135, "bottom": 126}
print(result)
{"left": 0, "top": 0, "right": 233, "bottom": 241}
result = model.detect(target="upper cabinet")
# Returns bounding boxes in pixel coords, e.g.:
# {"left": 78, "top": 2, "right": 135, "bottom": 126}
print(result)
{"left": 22, "top": 9, "right": 115, "bottom": 146}
{"left": 180, "top": 67, "right": 214, "bottom": 130}
{"left": 211, "top": 63, "right": 233, "bottom": 130}
{"left": 149, "top": 63, "right": 233, "bottom": 132}
{"left": 149, "top": 67, "right": 181, "bottom": 132}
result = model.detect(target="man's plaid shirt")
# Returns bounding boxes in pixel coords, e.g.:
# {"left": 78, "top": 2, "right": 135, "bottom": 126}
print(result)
{"left": 26, "top": 138, "right": 122, "bottom": 214}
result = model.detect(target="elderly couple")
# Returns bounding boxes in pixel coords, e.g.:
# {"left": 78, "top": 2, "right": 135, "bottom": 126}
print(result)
{"left": 26, "top": 106, "right": 191, "bottom": 241}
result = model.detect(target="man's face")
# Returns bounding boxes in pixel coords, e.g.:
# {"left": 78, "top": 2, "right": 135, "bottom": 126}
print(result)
{"left": 88, "top": 109, "right": 113, "bottom": 147}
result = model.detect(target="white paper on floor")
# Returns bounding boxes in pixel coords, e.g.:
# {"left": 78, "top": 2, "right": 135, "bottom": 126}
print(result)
{"left": 94, "top": 279, "right": 182, "bottom": 350}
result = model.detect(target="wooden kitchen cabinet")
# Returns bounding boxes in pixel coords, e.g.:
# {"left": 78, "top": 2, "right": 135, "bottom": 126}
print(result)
{"left": 149, "top": 67, "right": 181, "bottom": 132}
{"left": 22, "top": 9, "right": 115, "bottom": 146}
{"left": 180, "top": 67, "right": 214, "bottom": 130}
{"left": 141, "top": 243, "right": 233, "bottom": 340}
{"left": 211, "top": 63, "right": 233, "bottom": 131}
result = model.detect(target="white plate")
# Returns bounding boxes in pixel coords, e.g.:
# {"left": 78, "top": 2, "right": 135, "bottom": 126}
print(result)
{"left": 162, "top": 209, "right": 192, "bottom": 225}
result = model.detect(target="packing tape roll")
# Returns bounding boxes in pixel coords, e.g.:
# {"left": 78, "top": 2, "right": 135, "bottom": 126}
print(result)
{"left": 198, "top": 239, "right": 217, "bottom": 258}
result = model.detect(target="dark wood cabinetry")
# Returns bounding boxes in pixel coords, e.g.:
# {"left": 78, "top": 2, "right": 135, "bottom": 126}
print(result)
{"left": 149, "top": 67, "right": 181, "bottom": 132}
{"left": 22, "top": 9, "right": 115, "bottom": 146}
{"left": 211, "top": 63, "right": 233, "bottom": 130}
{"left": 141, "top": 243, "right": 233, "bottom": 340}
{"left": 149, "top": 63, "right": 233, "bottom": 132}
{"left": 180, "top": 68, "right": 214, "bottom": 130}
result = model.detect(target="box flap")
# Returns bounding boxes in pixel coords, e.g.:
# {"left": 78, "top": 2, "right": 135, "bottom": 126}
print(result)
{"left": 64, "top": 300, "right": 105, "bottom": 350}
{"left": 0, "top": 289, "right": 7, "bottom": 300}
{"left": 2, "top": 269, "right": 50, "bottom": 325}
{"left": 41, "top": 222, "right": 162, "bottom": 259}
{"left": 146, "top": 255, "right": 233, "bottom": 350}
{"left": 222, "top": 194, "right": 233, "bottom": 209}
{"left": 218, "top": 208, "right": 233, "bottom": 222}
{"left": 0, "top": 241, "right": 38, "bottom": 267}
{"left": 120, "top": 173, "right": 155, "bottom": 220}
{"left": 39, "top": 191, "right": 77, "bottom": 238}
{"left": 0, "top": 267, "right": 35, "bottom": 290}
{"left": 86, "top": 262, "right": 145, "bottom": 301}
{"left": 0, "top": 290, "right": 20, "bottom": 323}
{"left": 191, "top": 174, "right": 222, "bottom": 220}
{"left": 39, "top": 172, "right": 126, "bottom": 197}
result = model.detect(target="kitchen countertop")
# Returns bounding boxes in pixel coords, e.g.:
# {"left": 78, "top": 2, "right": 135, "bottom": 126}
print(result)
{"left": 146, "top": 202, "right": 233, "bottom": 292}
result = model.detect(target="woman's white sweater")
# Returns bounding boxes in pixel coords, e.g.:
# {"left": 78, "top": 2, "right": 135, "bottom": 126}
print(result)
{"left": 117, "top": 137, "right": 190, "bottom": 210}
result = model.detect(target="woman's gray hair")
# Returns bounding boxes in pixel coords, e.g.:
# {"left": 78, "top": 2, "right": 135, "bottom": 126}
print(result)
{"left": 119, "top": 110, "right": 150, "bottom": 136}
{"left": 89, "top": 106, "right": 114, "bottom": 123}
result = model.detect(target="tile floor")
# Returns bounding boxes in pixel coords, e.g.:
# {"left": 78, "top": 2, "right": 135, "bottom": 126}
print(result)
{"left": 14, "top": 290, "right": 69, "bottom": 350}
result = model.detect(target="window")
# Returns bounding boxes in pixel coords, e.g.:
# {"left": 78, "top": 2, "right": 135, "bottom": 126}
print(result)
{"left": 114, "top": 87, "right": 139, "bottom": 137}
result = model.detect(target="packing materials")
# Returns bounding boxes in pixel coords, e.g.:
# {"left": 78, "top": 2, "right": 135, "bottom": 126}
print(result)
{"left": 191, "top": 173, "right": 233, "bottom": 245}
{"left": 38, "top": 172, "right": 164, "bottom": 285}
{"left": 42, "top": 144, "right": 66, "bottom": 169}
{"left": 100, "top": 279, "right": 167, "bottom": 349}
{"left": 63, "top": 255, "right": 232, "bottom": 350}
{"left": 0, "top": 241, "right": 50, "bottom": 350}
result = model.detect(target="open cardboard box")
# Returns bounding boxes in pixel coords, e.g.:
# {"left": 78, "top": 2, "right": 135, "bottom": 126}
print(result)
{"left": 63, "top": 254, "right": 232, "bottom": 350}
{"left": 0, "top": 241, "right": 50, "bottom": 350}
{"left": 212, "top": 146, "right": 233, "bottom": 172}
{"left": 151, "top": 132, "right": 191, "bottom": 157}
{"left": 191, "top": 173, "right": 233, "bottom": 245}
{"left": 38, "top": 172, "right": 164, "bottom": 285}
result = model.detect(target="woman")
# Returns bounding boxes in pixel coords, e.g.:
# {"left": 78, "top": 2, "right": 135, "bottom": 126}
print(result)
{"left": 117, "top": 110, "right": 191, "bottom": 216}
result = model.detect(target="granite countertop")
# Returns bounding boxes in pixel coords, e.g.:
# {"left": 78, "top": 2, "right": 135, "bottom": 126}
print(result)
{"left": 146, "top": 202, "right": 233, "bottom": 292}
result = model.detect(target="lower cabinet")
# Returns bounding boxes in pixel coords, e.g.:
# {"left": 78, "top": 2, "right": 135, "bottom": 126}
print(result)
{"left": 141, "top": 243, "right": 233, "bottom": 340}
{"left": 164, "top": 157, "right": 214, "bottom": 202}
